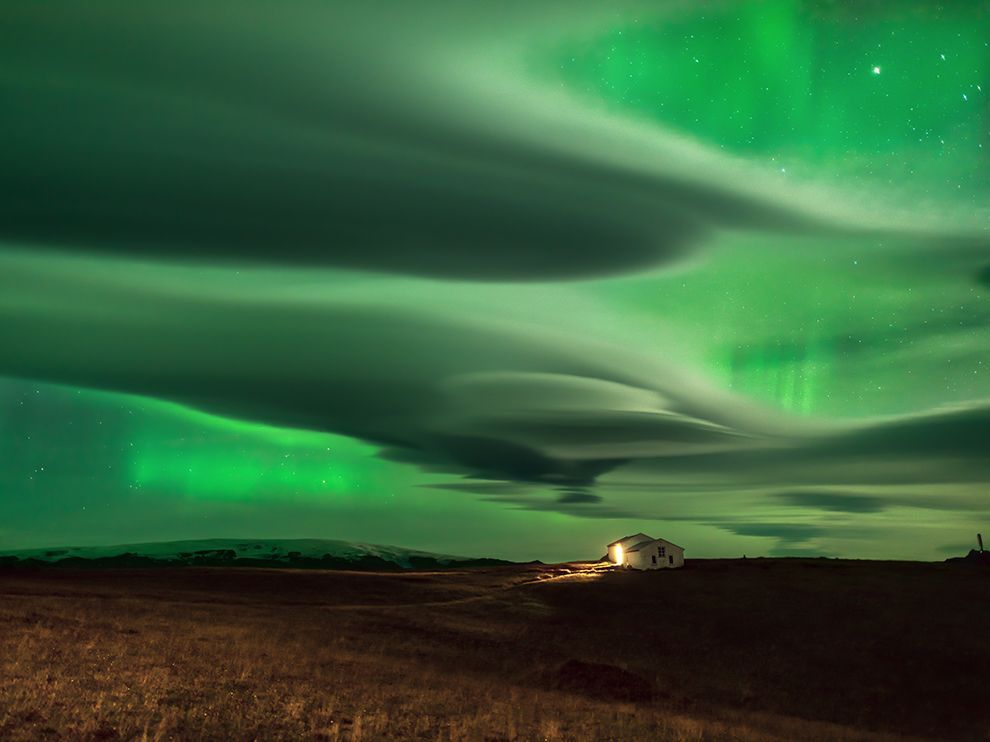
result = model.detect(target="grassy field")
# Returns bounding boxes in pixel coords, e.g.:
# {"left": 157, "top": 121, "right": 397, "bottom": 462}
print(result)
{"left": 0, "top": 559, "right": 986, "bottom": 741}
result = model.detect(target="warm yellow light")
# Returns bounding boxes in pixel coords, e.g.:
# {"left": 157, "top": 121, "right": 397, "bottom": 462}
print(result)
{"left": 614, "top": 544, "right": 623, "bottom": 566}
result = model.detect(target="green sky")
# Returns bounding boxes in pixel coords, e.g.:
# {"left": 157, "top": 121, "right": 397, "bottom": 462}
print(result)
{"left": 0, "top": 0, "right": 987, "bottom": 561}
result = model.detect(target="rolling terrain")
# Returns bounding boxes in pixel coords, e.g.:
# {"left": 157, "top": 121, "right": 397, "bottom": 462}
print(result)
{"left": 0, "top": 558, "right": 987, "bottom": 740}
{"left": 0, "top": 538, "right": 513, "bottom": 571}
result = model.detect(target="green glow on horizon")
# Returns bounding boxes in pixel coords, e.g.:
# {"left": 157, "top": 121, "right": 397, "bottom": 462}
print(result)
{"left": 0, "top": 0, "right": 988, "bottom": 563}
{"left": 118, "top": 399, "right": 387, "bottom": 501}
{"left": 130, "top": 446, "right": 371, "bottom": 501}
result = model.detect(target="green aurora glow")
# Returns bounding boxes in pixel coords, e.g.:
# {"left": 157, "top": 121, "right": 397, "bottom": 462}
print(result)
{"left": 0, "top": 0, "right": 987, "bottom": 561}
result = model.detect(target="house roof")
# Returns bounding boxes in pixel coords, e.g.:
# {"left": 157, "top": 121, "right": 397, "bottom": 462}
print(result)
{"left": 607, "top": 533, "right": 652, "bottom": 548}
{"left": 608, "top": 533, "right": 685, "bottom": 551}
{"left": 625, "top": 537, "right": 686, "bottom": 552}
{"left": 624, "top": 540, "right": 656, "bottom": 553}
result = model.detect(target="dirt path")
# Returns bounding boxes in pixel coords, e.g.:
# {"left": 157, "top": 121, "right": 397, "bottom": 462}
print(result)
{"left": 316, "top": 563, "right": 613, "bottom": 611}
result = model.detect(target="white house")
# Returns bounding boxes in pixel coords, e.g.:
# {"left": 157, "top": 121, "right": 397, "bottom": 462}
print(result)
{"left": 607, "top": 533, "right": 684, "bottom": 570}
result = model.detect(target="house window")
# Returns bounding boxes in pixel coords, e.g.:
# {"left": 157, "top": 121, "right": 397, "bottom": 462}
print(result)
{"left": 668, "top": 555, "right": 674, "bottom": 565}
{"left": 651, "top": 555, "right": 657, "bottom": 564}
{"left": 658, "top": 545, "right": 666, "bottom": 558}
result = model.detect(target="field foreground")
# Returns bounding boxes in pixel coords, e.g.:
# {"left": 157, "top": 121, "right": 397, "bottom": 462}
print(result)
{"left": 0, "top": 559, "right": 987, "bottom": 741}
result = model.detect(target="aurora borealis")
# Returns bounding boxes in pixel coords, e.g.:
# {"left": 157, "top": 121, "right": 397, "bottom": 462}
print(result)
{"left": 1, "top": 0, "right": 987, "bottom": 561}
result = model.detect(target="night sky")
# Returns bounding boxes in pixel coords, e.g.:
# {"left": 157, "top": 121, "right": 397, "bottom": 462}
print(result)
{"left": 1, "top": 0, "right": 988, "bottom": 561}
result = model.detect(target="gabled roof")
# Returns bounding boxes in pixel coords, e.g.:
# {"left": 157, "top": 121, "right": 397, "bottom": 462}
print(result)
{"left": 607, "top": 533, "right": 652, "bottom": 548}
{"left": 625, "top": 536, "right": 686, "bottom": 552}
{"left": 608, "top": 533, "right": 685, "bottom": 551}
{"left": 624, "top": 539, "right": 656, "bottom": 553}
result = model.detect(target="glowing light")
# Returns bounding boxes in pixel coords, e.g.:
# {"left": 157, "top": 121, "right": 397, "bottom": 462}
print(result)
{"left": 614, "top": 544, "right": 624, "bottom": 566}
{"left": 872, "top": 66, "right": 881, "bottom": 75}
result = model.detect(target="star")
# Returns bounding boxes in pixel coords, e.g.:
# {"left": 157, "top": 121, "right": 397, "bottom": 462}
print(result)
{"left": 872, "top": 66, "right": 881, "bottom": 75}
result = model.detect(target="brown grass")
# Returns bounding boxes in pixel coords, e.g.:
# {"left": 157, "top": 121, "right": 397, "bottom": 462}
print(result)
{"left": 0, "top": 559, "right": 984, "bottom": 740}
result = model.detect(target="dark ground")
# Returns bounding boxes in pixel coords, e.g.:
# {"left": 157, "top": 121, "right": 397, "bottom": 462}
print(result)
{"left": 0, "top": 558, "right": 986, "bottom": 740}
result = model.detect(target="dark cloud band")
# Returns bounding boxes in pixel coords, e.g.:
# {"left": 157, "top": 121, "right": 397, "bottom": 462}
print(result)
{"left": 4, "top": 1, "right": 978, "bottom": 280}
{"left": 1, "top": 251, "right": 987, "bottom": 505}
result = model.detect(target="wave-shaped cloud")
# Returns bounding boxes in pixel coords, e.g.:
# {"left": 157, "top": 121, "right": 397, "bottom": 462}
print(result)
{"left": 0, "top": 251, "right": 800, "bottom": 486}
{"left": 1, "top": 1, "right": 988, "bottom": 562}
{"left": 1, "top": 251, "right": 986, "bottom": 508}
{"left": 2, "top": 0, "right": 984, "bottom": 280}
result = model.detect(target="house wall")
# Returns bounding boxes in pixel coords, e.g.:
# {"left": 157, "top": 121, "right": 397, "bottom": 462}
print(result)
{"left": 624, "top": 543, "right": 685, "bottom": 570}
{"left": 626, "top": 550, "right": 658, "bottom": 570}
{"left": 608, "top": 544, "right": 623, "bottom": 564}
{"left": 609, "top": 536, "right": 649, "bottom": 565}
{"left": 655, "top": 539, "right": 684, "bottom": 569}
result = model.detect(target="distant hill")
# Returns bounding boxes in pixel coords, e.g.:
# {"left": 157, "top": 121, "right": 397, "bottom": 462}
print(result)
{"left": 945, "top": 548, "right": 990, "bottom": 566}
{"left": 0, "top": 538, "right": 515, "bottom": 571}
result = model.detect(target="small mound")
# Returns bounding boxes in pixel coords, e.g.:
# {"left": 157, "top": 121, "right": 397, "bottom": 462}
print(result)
{"left": 547, "top": 659, "right": 654, "bottom": 703}
{"left": 945, "top": 549, "right": 990, "bottom": 566}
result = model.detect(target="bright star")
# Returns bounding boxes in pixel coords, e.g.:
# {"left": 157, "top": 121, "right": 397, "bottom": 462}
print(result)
{"left": 872, "top": 66, "right": 881, "bottom": 75}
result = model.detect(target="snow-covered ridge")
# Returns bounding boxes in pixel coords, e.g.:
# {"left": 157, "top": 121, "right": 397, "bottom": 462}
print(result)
{"left": 0, "top": 538, "right": 512, "bottom": 569}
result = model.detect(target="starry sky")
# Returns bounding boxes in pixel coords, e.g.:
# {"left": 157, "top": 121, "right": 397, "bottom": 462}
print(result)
{"left": 1, "top": 0, "right": 988, "bottom": 561}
